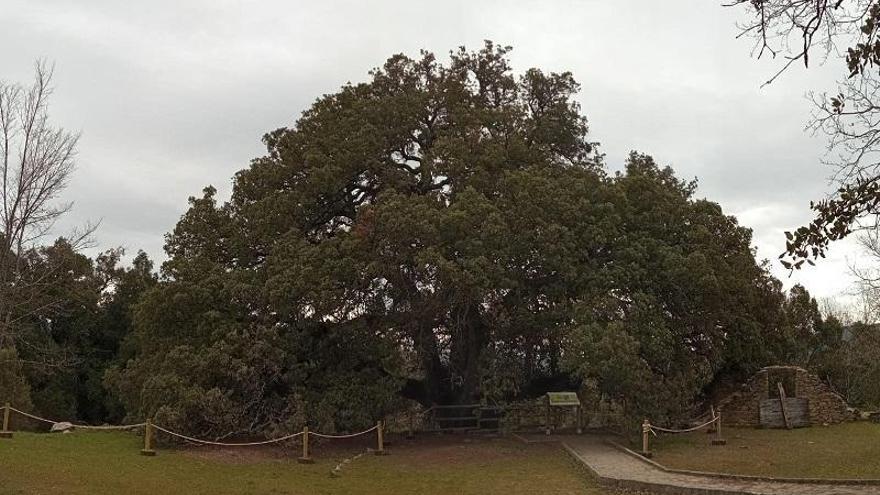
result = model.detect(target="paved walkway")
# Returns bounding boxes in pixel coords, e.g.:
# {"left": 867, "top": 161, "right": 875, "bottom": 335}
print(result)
{"left": 532, "top": 434, "right": 880, "bottom": 495}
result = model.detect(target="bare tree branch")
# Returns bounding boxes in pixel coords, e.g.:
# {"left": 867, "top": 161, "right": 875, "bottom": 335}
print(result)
{"left": 0, "top": 60, "right": 88, "bottom": 363}
{"left": 727, "top": 0, "right": 871, "bottom": 82}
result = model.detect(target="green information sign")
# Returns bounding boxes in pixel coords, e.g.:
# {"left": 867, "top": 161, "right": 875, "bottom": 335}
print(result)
{"left": 547, "top": 392, "right": 580, "bottom": 407}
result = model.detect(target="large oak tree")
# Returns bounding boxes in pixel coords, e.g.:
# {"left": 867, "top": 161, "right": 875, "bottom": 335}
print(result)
{"left": 112, "top": 43, "right": 790, "bottom": 437}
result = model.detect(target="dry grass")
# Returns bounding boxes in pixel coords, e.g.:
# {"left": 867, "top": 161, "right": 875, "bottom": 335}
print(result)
{"left": 650, "top": 422, "right": 880, "bottom": 479}
{"left": 0, "top": 431, "right": 615, "bottom": 495}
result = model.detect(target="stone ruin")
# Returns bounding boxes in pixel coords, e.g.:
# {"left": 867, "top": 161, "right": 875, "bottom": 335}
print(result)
{"left": 717, "top": 366, "right": 852, "bottom": 428}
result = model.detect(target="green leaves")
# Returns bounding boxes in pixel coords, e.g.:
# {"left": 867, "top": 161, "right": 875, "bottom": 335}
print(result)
{"left": 109, "top": 42, "right": 798, "bottom": 434}
{"left": 781, "top": 177, "right": 880, "bottom": 268}
{"left": 559, "top": 151, "right": 790, "bottom": 422}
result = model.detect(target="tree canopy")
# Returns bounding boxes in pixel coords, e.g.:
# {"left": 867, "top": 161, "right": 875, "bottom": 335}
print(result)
{"left": 101, "top": 42, "right": 807, "bottom": 437}
{"left": 1, "top": 43, "right": 858, "bottom": 439}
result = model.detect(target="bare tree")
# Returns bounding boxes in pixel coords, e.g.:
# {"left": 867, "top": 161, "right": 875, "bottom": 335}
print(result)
{"left": 0, "top": 61, "right": 90, "bottom": 355}
{"left": 843, "top": 228, "right": 880, "bottom": 320}
{"left": 727, "top": 0, "right": 873, "bottom": 85}
{"left": 818, "top": 295, "right": 856, "bottom": 325}
{"left": 734, "top": 1, "right": 880, "bottom": 76}
{"left": 725, "top": 1, "right": 880, "bottom": 267}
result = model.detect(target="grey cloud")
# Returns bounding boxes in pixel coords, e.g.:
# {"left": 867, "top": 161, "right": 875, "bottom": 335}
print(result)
{"left": 0, "top": 0, "right": 862, "bottom": 297}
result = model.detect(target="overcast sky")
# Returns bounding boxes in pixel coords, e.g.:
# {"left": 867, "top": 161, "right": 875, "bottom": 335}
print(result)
{"left": 0, "top": 0, "right": 865, "bottom": 301}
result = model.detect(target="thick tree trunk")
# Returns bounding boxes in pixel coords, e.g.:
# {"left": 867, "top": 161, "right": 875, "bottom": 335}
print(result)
{"left": 400, "top": 318, "right": 447, "bottom": 407}
{"left": 448, "top": 303, "right": 488, "bottom": 404}
{"left": 417, "top": 325, "right": 445, "bottom": 404}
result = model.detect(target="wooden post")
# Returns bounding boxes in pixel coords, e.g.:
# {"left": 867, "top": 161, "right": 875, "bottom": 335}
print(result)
{"left": 711, "top": 409, "right": 727, "bottom": 446}
{"left": 777, "top": 382, "right": 792, "bottom": 430}
{"left": 140, "top": 419, "right": 156, "bottom": 456}
{"left": 576, "top": 405, "right": 583, "bottom": 434}
{"left": 641, "top": 419, "right": 652, "bottom": 458}
{"left": 0, "top": 403, "right": 12, "bottom": 438}
{"left": 298, "top": 426, "right": 314, "bottom": 463}
{"left": 407, "top": 409, "right": 414, "bottom": 439}
{"left": 375, "top": 420, "right": 387, "bottom": 455}
{"left": 476, "top": 406, "right": 482, "bottom": 432}
{"left": 545, "top": 395, "right": 551, "bottom": 435}
{"left": 707, "top": 405, "right": 717, "bottom": 434}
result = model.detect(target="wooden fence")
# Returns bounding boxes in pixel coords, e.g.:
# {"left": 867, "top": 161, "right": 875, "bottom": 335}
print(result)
{"left": 1, "top": 398, "right": 602, "bottom": 457}
{"left": 0, "top": 402, "right": 387, "bottom": 460}
{"left": 424, "top": 404, "right": 505, "bottom": 432}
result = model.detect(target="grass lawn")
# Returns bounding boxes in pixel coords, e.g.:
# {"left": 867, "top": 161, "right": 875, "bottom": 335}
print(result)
{"left": 0, "top": 431, "right": 613, "bottom": 495}
{"left": 650, "top": 422, "right": 880, "bottom": 479}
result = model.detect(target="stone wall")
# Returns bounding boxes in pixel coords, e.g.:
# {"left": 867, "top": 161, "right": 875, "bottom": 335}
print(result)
{"left": 717, "top": 370, "right": 766, "bottom": 426}
{"left": 717, "top": 366, "right": 851, "bottom": 427}
{"left": 796, "top": 368, "right": 852, "bottom": 425}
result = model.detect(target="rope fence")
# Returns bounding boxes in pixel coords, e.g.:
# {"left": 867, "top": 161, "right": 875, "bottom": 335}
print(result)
{"left": 0, "top": 402, "right": 389, "bottom": 461}
{"left": 647, "top": 415, "right": 719, "bottom": 434}
{"left": 150, "top": 424, "right": 304, "bottom": 447}
{"left": 0, "top": 397, "right": 623, "bottom": 458}
{"left": 7, "top": 406, "right": 146, "bottom": 430}
{"left": 639, "top": 406, "right": 727, "bottom": 458}
{"left": 310, "top": 424, "right": 379, "bottom": 440}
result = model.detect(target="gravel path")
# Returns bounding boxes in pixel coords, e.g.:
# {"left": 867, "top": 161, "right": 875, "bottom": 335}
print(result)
{"left": 528, "top": 434, "right": 880, "bottom": 495}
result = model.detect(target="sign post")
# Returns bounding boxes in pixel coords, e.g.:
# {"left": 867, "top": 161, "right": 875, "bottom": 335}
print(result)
{"left": 546, "top": 392, "right": 582, "bottom": 435}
